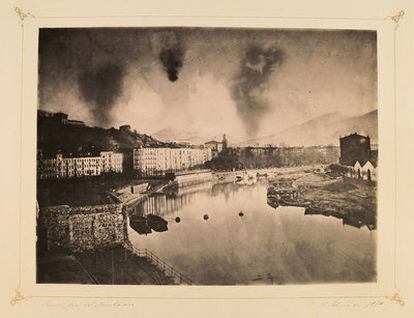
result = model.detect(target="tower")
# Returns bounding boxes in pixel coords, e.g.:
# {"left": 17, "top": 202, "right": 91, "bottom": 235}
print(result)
{"left": 222, "top": 134, "right": 228, "bottom": 150}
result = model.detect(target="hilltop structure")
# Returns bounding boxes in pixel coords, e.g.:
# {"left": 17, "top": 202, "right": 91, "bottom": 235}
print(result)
{"left": 38, "top": 110, "right": 85, "bottom": 126}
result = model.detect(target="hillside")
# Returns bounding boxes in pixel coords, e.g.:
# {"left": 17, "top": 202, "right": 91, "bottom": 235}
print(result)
{"left": 243, "top": 110, "right": 378, "bottom": 147}
{"left": 37, "top": 120, "right": 165, "bottom": 156}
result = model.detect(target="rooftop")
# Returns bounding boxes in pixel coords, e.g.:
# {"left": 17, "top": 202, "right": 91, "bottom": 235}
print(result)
{"left": 340, "top": 132, "right": 369, "bottom": 140}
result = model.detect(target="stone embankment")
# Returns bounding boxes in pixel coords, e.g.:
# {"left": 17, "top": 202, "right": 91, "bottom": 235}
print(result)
{"left": 114, "top": 182, "right": 149, "bottom": 205}
{"left": 39, "top": 203, "right": 126, "bottom": 251}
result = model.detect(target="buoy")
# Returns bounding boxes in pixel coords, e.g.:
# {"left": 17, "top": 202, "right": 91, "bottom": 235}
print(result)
{"left": 175, "top": 217, "right": 181, "bottom": 223}
{"left": 239, "top": 211, "right": 244, "bottom": 217}
{"left": 203, "top": 214, "right": 209, "bottom": 220}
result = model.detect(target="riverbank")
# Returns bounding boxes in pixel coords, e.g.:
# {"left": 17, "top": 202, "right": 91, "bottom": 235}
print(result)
{"left": 37, "top": 245, "right": 175, "bottom": 285}
{"left": 270, "top": 171, "right": 377, "bottom": 229}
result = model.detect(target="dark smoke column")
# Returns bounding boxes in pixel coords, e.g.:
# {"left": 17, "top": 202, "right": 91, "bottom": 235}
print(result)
{"left": 78, "top": 62, "right": 125, "bottom": 127}
{"left": 150, "top": 31, "right": 185, "bottom": 82}
{"left": 231, "top": 45, "right": 285, "bottom": 136}
{"left": 159, "top": 48, "right": 183, "bottom": 82}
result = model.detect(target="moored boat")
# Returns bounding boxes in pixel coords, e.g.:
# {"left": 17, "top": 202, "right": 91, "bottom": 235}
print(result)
{"left": 147, "top": 214, "right": 168, "bottom": 232}
{"left": 129, "top": 215, "right": 152, "bottom": 235}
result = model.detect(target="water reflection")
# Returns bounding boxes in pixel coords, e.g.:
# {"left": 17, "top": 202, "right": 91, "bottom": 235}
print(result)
{"left": 266, "top": 197, "right": 279, "bottom": 209}
{"left": 132, "top": 180, "right": 375, "bottom": 234}
{"left": 129, "top": 183, "right": 212, "bottom": 236}
{"left": 304, "top": 207, "right": 376, "bottom": 230}
{"left": 127, "top": 181, "right": 376, "bottom": 285}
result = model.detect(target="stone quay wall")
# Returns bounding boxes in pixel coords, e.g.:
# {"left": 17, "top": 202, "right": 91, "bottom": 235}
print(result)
{"left": 40, "top": 203, "right": 126, "bottom": 252}
{"left": 115, "top": 183, "right": 149, "bottom": 204}
{"left": 116, "top": 183, "right": 149, "bottom": 196}
{"left": 175, "top": 171, "right": 213, "bottom": 188}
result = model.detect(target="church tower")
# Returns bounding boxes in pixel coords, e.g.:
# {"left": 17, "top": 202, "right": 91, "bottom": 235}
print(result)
{"left": 222, "top": 134, "right": 228, "bottom": 150}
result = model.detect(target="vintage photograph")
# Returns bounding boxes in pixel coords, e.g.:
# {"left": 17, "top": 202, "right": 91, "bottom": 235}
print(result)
{"left": 36, "top": 27, "right": 378, "bottom": 285}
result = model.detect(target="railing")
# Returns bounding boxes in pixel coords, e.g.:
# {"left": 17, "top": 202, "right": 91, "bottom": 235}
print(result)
{"left": 129, "top": 246, "right": 193, "bottom": 285}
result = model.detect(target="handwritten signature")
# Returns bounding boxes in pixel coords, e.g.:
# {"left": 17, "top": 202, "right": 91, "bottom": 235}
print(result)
{"left": 321, "top": 299, "right": 385, "bottom": 308}
{"left": 45, "top": 300, "right": 135, "bottom": 308}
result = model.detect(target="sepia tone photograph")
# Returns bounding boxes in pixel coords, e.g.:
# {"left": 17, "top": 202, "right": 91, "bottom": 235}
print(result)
{"left": 36, "top": 27, "right": 378, "bottom": 286}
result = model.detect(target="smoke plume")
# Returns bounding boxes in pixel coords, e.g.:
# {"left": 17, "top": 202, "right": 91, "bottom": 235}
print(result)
{"left": 78, "top": 62, "right": 125, "bottom": 126}
{"left": 232, "top": 45, "right": 285, "bottom": 135}
{"left": 150, "top": 31, "right": 185, "bottom": 82}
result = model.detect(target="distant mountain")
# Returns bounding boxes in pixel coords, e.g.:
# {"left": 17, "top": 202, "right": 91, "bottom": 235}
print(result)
{"left": 243, "top": 110, "right": 378, "bottom": 147}
{"left": 153, "top": 128, "right": 241, "bottom": 146}
{"left": 153, "top": 128, "right": 207, "bottom": 145}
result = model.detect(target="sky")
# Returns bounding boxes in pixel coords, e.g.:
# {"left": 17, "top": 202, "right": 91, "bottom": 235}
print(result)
{"left": 38, "top": 27, "right": 377, "bottom": 141}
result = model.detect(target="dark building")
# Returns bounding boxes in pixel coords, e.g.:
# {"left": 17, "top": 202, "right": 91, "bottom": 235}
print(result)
{"left": 339, "top": 133, "right": 371, "bottom": 166}
{"left": 120, "top": 125, "right": 131, "bottom": 132}
{"left": 38, "top": 110, "right": 85, "bottom": 126}
{"left": 38, "top": 110, "right": 68, "bottom": 125}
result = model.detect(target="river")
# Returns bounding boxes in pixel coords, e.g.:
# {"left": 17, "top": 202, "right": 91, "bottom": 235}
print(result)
{"left": 127, "top": 180, "right": 376, "bottom": 285}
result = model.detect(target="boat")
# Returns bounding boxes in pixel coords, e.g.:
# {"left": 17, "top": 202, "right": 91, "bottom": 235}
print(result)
{"left": 147, "top": 214, "right": 168, "bottom": 225}
{"left": 147, "top": 214, "right": 168, "bottom": 232}
{"left": 129, "top": 215, "right": 152, "bottom": 235}
{"left": 235, "top": 172, "right": 257, "bottom": 185}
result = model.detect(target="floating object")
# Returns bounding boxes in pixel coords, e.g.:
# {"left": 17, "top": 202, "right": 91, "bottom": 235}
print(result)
{"left": 147, "top": 214, "right": 168, "bottom": 232}
{"left": 129, "top": 215, "right": 152, "bottom": 235}
{"left": 203, "top": 214, "right": 209, "bottom": 220}
{"left": 238, "top": 211, "right": 244, "bottom": 217}
{"left": 147, "top": 214, "right": 168, "bottom": 226}
{"left": 175, "top": 216, "right": 181, "bottom": 223}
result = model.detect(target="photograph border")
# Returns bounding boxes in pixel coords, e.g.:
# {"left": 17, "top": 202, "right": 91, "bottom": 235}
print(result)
{"left": 10, "top": 6, "right": 405, "bottom": 306}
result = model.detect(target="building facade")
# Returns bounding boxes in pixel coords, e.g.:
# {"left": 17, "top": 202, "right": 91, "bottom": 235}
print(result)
{"left": 133, "top": 147, "right": 212, "bottom": 176}
{"left": 205, "top": 134, "right": 228, "bottom": 158}
{"left": 339, "top": 133, "right": 371, "bottom": 166}
{"left": 348, "top": 160, "right": 377, "bottom": 182}
{"left": 100, "top": 151, "right": 123, "bottom": 173}
{"left": 38, "top": 151, "right": 124, "bottom": 179}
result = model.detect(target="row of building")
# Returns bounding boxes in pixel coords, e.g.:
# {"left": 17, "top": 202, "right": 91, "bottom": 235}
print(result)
{"left": 39, "top": 132, "right": 376, "bottom": 180}
{"left": 38, "top": 146, "right": 214, "bottom": 179}
{"left": 38, "top": 151, "right": 123, "bottom": 179}
{"left": 133, "top": 147, "right": 212, "bottom": 176}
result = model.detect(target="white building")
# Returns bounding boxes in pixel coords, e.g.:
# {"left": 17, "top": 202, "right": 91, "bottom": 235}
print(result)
{"left": 38, "top": 151, "right": 123, "bottom": 179}
{"left": 349, "top": 160, "right": 377, "bottom": 182}
{"left": 361, "top": 160, "right": 377, "bottom": 182}
{"left": 133, "top": 147, "right": 212, "bottom": 176}
{"left": 353, "top": 161, "right": 363, "bottom": 179}
{"left": 100, "top": 151, "right": 123, "bottom": 173}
